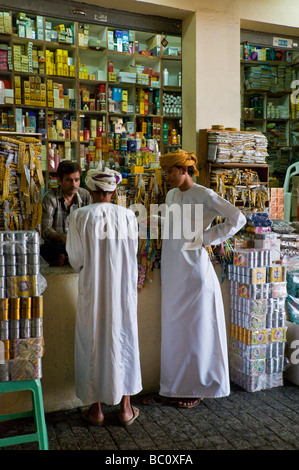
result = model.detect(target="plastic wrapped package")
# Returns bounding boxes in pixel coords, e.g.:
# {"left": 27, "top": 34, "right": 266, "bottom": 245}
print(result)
{"left": 286, "top": 295, "right": 299, "bottom": 324}
{"left": 230, "top": 338, "right": 267, "bottom": 359}
{"left": 9, "top": 337, "right": 43, "bottom": 381}
{"left": 10, "top": 358, "right": 42, "bottom": 381}
{"left": 287, "top": 269, "right": 299, "bottom": 298}
{"left": 11, "top": 337, "right": 44, "bottom": 360}
{"left": 230, "top": 367, "right": 284, "bottom": 392}
{"left": 230, "top": 367, "right": 266, "bottom": 392}
{"left": 271, "top": 219, "right": 295, "bottom": 234}
{"left": 229, "top": 353, "right": 266, "bottom": 376}
{"left": 0, "top": 336, "right": 44, "bottom": 381}
{"left": 229, "top": 251, "right": 288, "bottom": 392}
{"left": 0, "top": 230, "right": 46, "bottom": 381}
{"left": 230, "top": 280, "right": 287, "bottom": 300}
{"left": 0, "top": 231, "right": 47, "bottom": 297}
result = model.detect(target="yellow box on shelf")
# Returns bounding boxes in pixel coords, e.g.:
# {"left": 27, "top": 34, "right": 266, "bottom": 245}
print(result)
{"left": 108, "top": 72, "right": 116, "bottom": 82}
{"left": 130, "top": 166, "right": 144, "bottom": 174}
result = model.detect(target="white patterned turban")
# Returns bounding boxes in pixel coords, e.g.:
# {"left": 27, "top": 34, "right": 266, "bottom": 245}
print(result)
{"left": 85, "top": 168, "right": 122, "bottom": 192}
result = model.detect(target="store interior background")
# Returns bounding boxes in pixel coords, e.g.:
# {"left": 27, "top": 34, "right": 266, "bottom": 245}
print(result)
{"left": 1, "top": 0, "right": 299, "bottom": 414}
{"left": 88, "top": 0, "right": 299, "bottom": 154}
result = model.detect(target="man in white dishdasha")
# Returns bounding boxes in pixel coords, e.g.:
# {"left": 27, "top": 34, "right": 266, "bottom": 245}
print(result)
{"left": 66, "top": 166, "right": 142, "bottom": 426}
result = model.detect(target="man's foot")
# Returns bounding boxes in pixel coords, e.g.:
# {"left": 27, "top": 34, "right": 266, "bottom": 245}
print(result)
{"left": 119, "top": 406, "right": 139, "bottom": 427}
{"left": 81, "top": 409, "right": 105, "bottom": 426}
{"left": 177, "top": 398, "right": 202, "bottom": 408}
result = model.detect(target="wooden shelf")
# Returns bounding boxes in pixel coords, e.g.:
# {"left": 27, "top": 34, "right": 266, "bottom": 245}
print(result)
{"left": 241, "top": 59, "right": 292, "bottom": 66}
{"left": 211, "top": 162, "right": 268, "bottom": 168}
{"left": 198, "top": 129, "right": 269, "bottom": 188}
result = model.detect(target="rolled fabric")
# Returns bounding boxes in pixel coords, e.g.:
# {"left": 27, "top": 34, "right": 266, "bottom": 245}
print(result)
{"left": 85, "top": 167, "right": 122, "bottom": 192}
{"left": 160, "top": 149, "right": 199, "bottom": 176}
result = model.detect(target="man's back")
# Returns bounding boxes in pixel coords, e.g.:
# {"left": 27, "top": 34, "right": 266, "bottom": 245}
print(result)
{"left": 66, "top": 202, "right": 142, "bottom": 405}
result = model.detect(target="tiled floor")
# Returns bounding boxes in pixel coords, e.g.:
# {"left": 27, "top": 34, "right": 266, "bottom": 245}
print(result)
{"left": 0, "top": 380, "right": 298, "bottom": 451}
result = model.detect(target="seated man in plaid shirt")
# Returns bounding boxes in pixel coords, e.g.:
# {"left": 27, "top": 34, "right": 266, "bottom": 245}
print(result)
{"left": 41, "top": 160, "right": 91, "bottom": 266}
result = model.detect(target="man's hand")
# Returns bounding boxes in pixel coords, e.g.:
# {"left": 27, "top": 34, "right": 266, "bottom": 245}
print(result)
{"left": 47, "top": 232, "right": 67, "bottom": 245}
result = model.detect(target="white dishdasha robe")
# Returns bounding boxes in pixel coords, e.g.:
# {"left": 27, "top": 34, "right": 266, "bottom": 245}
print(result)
{"left": 159, "top": 184, "right": 246, "bottom": 398}
{"left": 66, "top": 203, "right": 142, "bottom": 405}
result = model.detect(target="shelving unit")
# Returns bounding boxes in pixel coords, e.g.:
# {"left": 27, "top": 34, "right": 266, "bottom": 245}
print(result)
{"left": 240, "top": 50, "right": 299, "bottom": 185}
{"left": 198, "top": 128, "right": 269, "bottom": 210}
{"left": 0, "top": 10, "right": 182, "bottom": 189}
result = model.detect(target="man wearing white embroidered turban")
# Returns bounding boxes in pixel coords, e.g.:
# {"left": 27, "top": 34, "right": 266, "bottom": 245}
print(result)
{"left": 66, "top": 167, "right": 142, "bottom": 427}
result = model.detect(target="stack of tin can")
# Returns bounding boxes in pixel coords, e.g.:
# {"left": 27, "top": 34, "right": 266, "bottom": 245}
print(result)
{"left": 228, "top": 248, "right": 287, "bottom": 392}
{"left": 0, "top": 231, "right": 43, "bottom": 382}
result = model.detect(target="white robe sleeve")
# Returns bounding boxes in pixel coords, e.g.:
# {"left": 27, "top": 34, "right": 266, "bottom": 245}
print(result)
{"left": 202, "top": 191, "right": 246, "bottom": 247}
{"left": 66, "top": 211, "right": 84, "bottom": 273}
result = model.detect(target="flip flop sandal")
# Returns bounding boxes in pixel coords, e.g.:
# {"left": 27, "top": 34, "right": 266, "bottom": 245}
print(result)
{"left": 178, "top": 398, "right": 202, "bottom": 409}
{"left": 81, "top": 409, "right": 105, "bottom": 427}
{"left": 120, "top": 406, "right": 139, "bottom": 427}
{"left": 142, "top": 394, "right": 177, "bottom": 406}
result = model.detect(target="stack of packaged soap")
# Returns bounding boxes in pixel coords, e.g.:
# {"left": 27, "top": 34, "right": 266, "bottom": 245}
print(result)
{"left": 0, "top": 230, "right": 45, "bottom": 381}
{"left": 228, "top": 248, "right": 287, "bottom": 392}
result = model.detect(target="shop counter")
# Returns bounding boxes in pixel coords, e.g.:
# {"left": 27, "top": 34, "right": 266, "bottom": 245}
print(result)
{"left": 0, "top": 264, "right": 230, "bottom": 414}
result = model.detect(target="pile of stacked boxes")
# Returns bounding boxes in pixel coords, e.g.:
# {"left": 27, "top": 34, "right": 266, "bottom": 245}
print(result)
{"left": 228, "top": 247, "right": 288, "bottom": 391}
{"left": 0, "top": 231, "right": 44, "bottom": 382}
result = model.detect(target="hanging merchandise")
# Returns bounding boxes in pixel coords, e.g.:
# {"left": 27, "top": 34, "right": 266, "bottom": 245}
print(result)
{"left": 210, "top": 168, "right": 269, "bottom": 211}
{"left": 0, "top": 135, "right": 44, "bottom": 231}
{"left": 116, "top": 168, "right": 167, "bottom": 291}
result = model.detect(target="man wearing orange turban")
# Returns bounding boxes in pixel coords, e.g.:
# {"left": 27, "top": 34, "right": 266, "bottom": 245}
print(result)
{"left": 153, "top": 149, "right": 246, "bottom": 407}
{"left": 159, "top": 149, "right": 199, "bottom": 176}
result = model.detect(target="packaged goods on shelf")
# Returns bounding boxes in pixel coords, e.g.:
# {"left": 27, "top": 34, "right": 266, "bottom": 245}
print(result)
{"left": 15, "top": 12, "right": 43, "bottom": 40}
{"left": 207, "top": 131, "right": 268, "bottom": 164}
{"left": 164, "top": 46, "right": 179, "bottom": 56}
{"left": 241, "top": 43, "right": 292, "bottom": 63}
{"left": 46, "top": 49, "right": 75, "bottom": 77}
{"left": 228, "top": 247, "right": 288, "bottom": 392}
{"left": 0, "top": 230, "right": 46, "bottom": 382}
{"left": 107, "top": 29, "right": 132, "bottom": 53}
{"left": 0, "top": 111, "right": 15, "bottom": 132}
{"left": 0, "top": 43, "right": 12, "bottom": 71}
{"left": 44, "top": 22, "right": 73, "bottom": 44}
{"left": 0, "top": 11, "right": 12, "bottom": 34}
{"left": 244, "top": 65, "right": 292, "bottom": 93}
{"left": 266, "top": 122, "right": 288, "bottom": 148}
{"left": 163, "top": 92, "right": 182, "bottom": 117}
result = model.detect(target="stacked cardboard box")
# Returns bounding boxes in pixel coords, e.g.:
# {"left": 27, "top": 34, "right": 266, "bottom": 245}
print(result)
{"left": 228, "top": 249, "right": 287, "bottom": 392}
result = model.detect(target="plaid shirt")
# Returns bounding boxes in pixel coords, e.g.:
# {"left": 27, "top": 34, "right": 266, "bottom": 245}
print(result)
{"left": 42, "top": 186, "right": 91, "bottom": 239}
